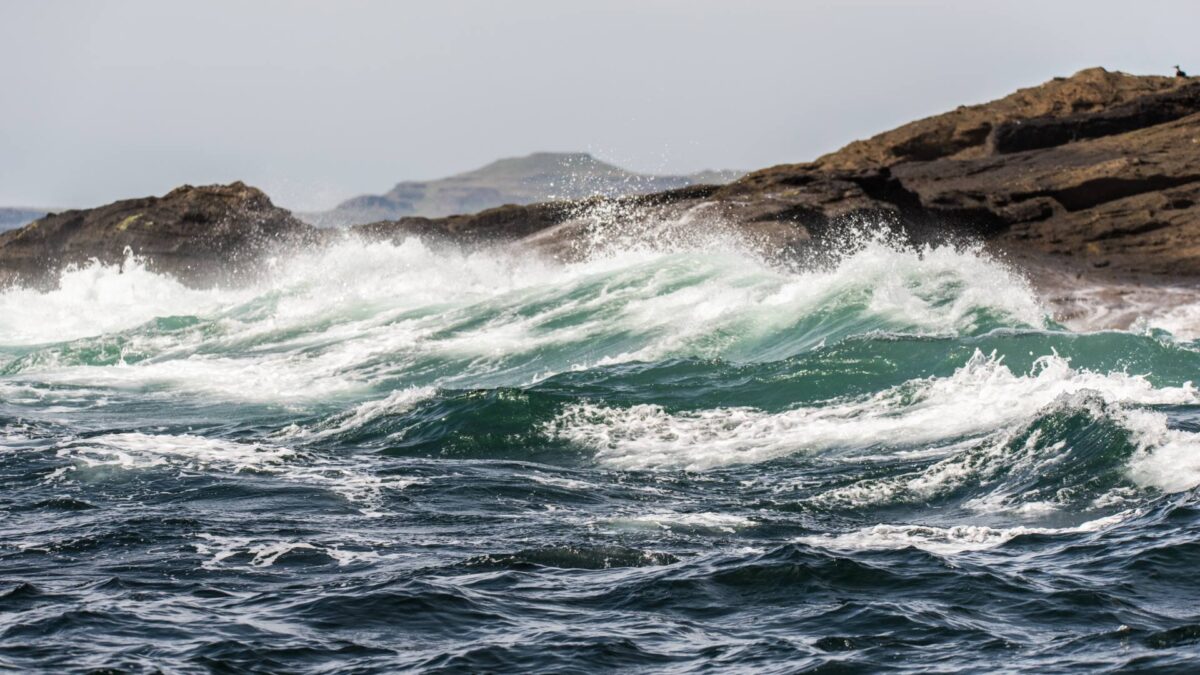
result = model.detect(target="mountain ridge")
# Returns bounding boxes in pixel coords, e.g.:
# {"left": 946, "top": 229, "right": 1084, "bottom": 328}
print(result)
{"left": 302, "top": 152, "right": 742, "bottom": 226}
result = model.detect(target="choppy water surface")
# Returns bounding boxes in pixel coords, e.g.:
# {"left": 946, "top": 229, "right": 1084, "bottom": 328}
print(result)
{"left": 2, "top": 232, "right": 1199, "bottom": 673}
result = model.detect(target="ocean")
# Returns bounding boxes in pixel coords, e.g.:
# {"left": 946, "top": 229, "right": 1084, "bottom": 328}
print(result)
{"left": 2, "top": 230, "right": 1199, "bottom": 672}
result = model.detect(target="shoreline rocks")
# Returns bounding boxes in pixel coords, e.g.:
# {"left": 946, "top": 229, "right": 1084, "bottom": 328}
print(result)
{"left": 2, "top": 67, "right": 1198, "bottom": 288}
{"left": 0, "top": 182, "right": 317, "bottom": 289}
{"left": 360, "top": 67, "right": 1200, "bottom": 277}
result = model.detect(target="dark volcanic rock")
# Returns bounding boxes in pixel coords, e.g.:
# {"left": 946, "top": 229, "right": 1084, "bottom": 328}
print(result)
{"left": 0, "top": 182, "right": 316, "bottom": 288}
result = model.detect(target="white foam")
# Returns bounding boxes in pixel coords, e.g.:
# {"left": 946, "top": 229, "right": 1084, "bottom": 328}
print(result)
{"left": 526, "top": 473, "right": 600, "bottom": 491}
{"left": 1144, "top": 302, "right": 1200, "bottom": 341}
{"left": 194, "top": 535, "right": 317, "bottom": 568}
{"left": 599, "top": 512, "right": 756, "bottom": 534}
{"left": 815, "top": 393, "right": 1200, "bottom": 512}
{"left": 1051, "top": 282, "right": 1200, "bottom": 341}
{"left": 1009, "top": 252, "right": 1200, "bottom": 340}
{"left": 2, "top": 234, "right": 1048, "bottom": 408}
{"left": 798, "top": 512, "right": 1128, "bottom": 555}
{"left": 551, "top": 351, "right": 1198, "bottom": 471}
{"left": 57, "top": 432, "right": 296, "bottom": 472}
{"left": 279, "top": 386, "right": 436, "bottom": 440}
{"left": 52, "top": 432, "right": 418, "bottom": 514}
{"left": 0, "top": 256, "right": 247, "bottom": 345}
{"left": 1124, "top": 408, "right": 1200, "bottom": 493}
{"left": 192, "top": 533, "right": 398, "bottom": 569}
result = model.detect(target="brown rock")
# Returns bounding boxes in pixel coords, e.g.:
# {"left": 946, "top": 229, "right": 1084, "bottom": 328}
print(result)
{"left": 4, "top": 67, "right": 1198, "bottom": 287}
{"left": 0, "top": 182, "right": 317, "bottom": 289}
{"left": 358, "top": 67, "right": 1200, "bottom": 276}
{"left": 812, "top": 67, "right": 1187, "bottom": 169}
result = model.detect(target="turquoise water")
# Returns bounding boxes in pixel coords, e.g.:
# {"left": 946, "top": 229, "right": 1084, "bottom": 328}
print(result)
{"left": 2, "top": 233, "right": 1199, "bottom": 672}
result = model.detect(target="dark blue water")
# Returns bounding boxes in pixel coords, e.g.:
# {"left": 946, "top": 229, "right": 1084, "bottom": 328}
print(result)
{"left": 2, "top": 238, "right": 1199, "bottom": 672}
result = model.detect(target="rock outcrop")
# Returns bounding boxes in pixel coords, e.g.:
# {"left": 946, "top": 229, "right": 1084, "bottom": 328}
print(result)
{"left": 360, "top": 68, "right": 1200, "bottom": 276}
{"left": 3, "top": 67, "right": 1198, "bottom": 288}
{"left": 0, "top": 182, "right": 315, "bottom": 288}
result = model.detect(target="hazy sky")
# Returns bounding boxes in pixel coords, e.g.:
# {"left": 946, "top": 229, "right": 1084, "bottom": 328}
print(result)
{"left": 1, "top": 0, "right": 1197, "bottom": 210}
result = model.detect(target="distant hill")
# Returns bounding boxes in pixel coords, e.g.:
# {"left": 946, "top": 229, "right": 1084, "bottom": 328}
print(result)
{"left": 0, "top": 207, "right": 58, "bottom": 232}
{"left": 302, "top": 152, "right": 743, "bottom": 227}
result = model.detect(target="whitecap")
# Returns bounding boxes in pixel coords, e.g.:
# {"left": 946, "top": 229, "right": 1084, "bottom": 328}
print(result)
{"left": 550, "top": 350, "right": 1197, "bottom": 472}
{"left": 797, "top": 512, "right": 1128, "bottom": 555}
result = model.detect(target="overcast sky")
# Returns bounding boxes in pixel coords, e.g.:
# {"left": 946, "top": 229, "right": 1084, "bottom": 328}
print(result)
{"left": 1, "top": 0, "right": 1197, "bottom": 210}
